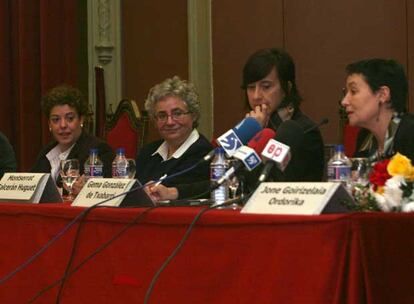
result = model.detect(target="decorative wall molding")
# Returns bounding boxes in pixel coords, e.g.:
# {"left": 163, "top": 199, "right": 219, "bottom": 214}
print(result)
{"left": 88, "top": 0, "right": 122, "bottom": 130}
{"left": 95, "top": 0, "right": 114, "bottom": 64}
{"left": 188, "top": 0, "right": 213, "bottom": 139}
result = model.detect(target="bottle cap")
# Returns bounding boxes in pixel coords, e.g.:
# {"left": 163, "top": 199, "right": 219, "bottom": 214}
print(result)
{"left": 335, "top": 144, "right": 345, "bottom": 153}
{"left": 116, "top": 147, "right": 125, "bottom": 154}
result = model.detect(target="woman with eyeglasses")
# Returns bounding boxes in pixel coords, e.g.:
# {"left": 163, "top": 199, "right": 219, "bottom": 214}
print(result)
{"left": 135, "top": 76, "right": 213, "bottom": 201}
{"left": 32, "top": 84, "right": 114, "bottom": 192}
{"left": 341, "top": 58, "right": 414, "bottom": 162}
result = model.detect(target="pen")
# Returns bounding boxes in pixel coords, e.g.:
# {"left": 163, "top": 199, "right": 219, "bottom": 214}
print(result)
{"left": 153, "top": 174, "right": 167, "bottom": 187}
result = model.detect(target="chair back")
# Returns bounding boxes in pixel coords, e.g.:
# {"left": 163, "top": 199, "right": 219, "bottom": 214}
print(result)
{"left": 339, "top": 101, "right": 360, "bottom": 157}
{"left": 106, "top": 99, "right": 149, "bottom": 158}
{"left": 343, "top": 124, "right": 360, "bottom": 157}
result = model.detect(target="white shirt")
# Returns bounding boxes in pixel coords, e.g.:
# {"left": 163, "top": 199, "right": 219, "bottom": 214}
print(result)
{"left": 152, "top": 129, "right": 200, "bottom": 161}
{"left": 46, "top": 144, "right": 75, "bottom": 181}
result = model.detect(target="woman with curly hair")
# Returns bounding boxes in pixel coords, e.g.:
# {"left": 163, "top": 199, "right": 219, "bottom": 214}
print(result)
{"left": 32, "top": 84, "right": 114, "bottom": 190}
{"left": 136, "top": 76, "right": 213, "bottom": 201}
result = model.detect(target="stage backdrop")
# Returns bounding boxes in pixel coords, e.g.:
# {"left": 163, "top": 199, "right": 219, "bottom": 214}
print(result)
{"left": 0, "top": 1, "right": 84, "bottom": 171}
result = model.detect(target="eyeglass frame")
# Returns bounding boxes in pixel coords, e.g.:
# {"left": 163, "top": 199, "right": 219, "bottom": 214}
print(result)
{"left": 153, "top": 109, "right": 193, "bottom": 123}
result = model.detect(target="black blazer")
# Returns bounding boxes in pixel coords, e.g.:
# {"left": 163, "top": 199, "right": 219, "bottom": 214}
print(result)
{"left": 0, "top": 132, "right": 17, "bottom": 178}
{"left": 249, "top": 110, "right": 325, "bottom": 183}
{"left": 354, "top": 113, "right": 414, "bottom": 162}
{"left": 31, "top": 132, "right": 115, "bottom": 178}
{"left": 135, "top": 133, "right": 213, "bottom": 198}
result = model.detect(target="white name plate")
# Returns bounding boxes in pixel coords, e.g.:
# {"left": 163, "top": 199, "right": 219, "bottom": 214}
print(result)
{"left": 72, "top": 178, "right": 136, "bottom": 207}
{"left": 241, "top": 182, "right": 352, "bottom": 215}
{"left": 0, "top": 173, "right": 62, "bottom": 203}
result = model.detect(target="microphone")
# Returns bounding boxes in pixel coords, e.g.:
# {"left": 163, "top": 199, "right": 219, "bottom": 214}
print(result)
{"left": 203, "top": 117, "right": 262, "bottom": 162}
{"left": 216, "top": 117, "right": 262, "bottom": 157}
{"left": 216, "top": 128, "right": 276, "bottom": 185}
{"left": 304, "top": 118, "right": 329, "bottom": 134}
{"left": 258, "top": 120, "right": 305, "bottom": 183}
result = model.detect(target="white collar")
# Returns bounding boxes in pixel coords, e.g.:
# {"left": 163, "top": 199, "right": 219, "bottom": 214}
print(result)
{"left": 152, "top": 129, "right": 199, "bottom": 161}
{"left": 46, "top": 144, "right": 75, "bottom": 181}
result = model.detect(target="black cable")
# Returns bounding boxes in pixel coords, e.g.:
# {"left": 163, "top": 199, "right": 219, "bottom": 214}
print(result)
{"left": 55, "top": 204, "right": 119, "bottom": 303}
{"left": 0, "top": 182, "right": 147, "bottom": 286}
{"left": 28, "top": 205, "right": 160, "bottom": 303}
{"left": 2, "top": 157, "right": 214, "bottom": 298}
{"left": 53, "top": 163, "right": 215, "bottom": 300}
{"left": 143, "top": 199, "right": 242, "bottom": 304}
{"left": 0, "top": 166, "right": 197, "bottom": 286}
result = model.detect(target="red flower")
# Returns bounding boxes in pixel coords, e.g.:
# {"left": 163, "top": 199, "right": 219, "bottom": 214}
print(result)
{"left": 369, "top": 159, "right": 391, "bottom": 190}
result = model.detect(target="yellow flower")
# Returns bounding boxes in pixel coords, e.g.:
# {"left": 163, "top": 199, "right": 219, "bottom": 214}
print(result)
{"left": 387, "top": 153, "right": 413, "bottom": 178}
{"left": 406, "top": 167, "right": 414, "bottom": 181}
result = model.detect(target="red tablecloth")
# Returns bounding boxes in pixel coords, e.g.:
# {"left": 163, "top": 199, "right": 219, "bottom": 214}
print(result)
{"left": 0, "top": 202, "right": 413, "bottom": 303}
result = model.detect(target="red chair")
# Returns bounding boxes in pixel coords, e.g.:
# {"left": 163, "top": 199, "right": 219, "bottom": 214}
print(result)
{"left": 338, "top": 104, "right": 360, "bottom": 157}
{"left": 343, "top": 124, "right": 360, "bottom": 157}
{"left": 105, "top": 99, "right": 149, "bottom": 159}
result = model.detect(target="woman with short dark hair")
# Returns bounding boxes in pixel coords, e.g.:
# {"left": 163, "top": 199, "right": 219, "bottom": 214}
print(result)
{"left": 243, "top": 48, "right": 325, "bottom": 182}
{"left": 342, "top": 58, "right": 414, "bottom": 162}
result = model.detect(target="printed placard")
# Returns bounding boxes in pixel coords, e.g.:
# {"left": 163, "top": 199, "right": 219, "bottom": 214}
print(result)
{"left": 241, "top": 182, "right": 352, "bottom": 215}
{"left": 0, "top": 173, "right": 62, "bottom": 203}
{"left": 72, "top": 178, "right": 135, "bottom": 207}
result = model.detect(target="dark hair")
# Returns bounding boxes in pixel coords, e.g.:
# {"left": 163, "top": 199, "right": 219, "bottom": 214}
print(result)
{"left": 345, "top": 58, "right": 408, "bottom": 113}
{"left": 241, "top": 48, "right": 302, "bottom": 110}
{"left": 42, "top": 84, "right": 88, "bottom": 118}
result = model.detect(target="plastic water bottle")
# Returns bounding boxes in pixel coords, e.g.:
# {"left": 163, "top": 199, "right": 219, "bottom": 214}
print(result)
{"left": 210, "top": 147, "right": 229, "bottom": 205}
{"left": 112, "top": 147, "right": 129, "bottom": 178}
{"left": 84, "top": 148, "right": 103, "bottom": 179}
{"left": 327, "top": 144, "right": 352, "bottom": 187}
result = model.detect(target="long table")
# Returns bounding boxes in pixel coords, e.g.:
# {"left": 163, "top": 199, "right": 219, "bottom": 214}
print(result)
{"left": 0, "top": 202, "right": 413, "bottom": 303}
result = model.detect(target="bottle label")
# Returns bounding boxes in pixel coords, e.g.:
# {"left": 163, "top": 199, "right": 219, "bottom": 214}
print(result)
{"left": 210, "top": 165, "right": 226, "bottom": 181}
{"left": 112, "top": 164, "right": 129, "bottom": 178}
{"left": 327, "top": 166, "right": 351, "bottom": 181}
{"left": 85, "top": 165, "right": 103, "bottom": 177}
{"left": 210, "top": 164, "right": 228, "bottom": 203}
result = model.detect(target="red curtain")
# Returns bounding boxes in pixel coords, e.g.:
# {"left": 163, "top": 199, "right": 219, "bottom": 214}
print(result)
{"left": 0, "top": 0, "right": 79, "bottom": 171}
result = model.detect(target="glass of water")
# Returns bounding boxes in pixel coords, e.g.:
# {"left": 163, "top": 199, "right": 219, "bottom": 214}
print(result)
{"left": 60, "top": 159, "right": 80, "bottom": 201}
{"left": 127, "top": 159, "right": 136, "bottom": 179}
{"left": 350, "top": 158, "right": 370, "bottom": 186}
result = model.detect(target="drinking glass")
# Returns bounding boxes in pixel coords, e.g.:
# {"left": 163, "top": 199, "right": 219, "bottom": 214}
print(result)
{"left": 228, "top": 175, "right": 240, "bottom": 199}
{"left": 225, "top": 159, "right": 241, "bottom": 210}
{"left": 350, "top": 158, "right": 370, "bottom": 186}
{"left": 127, "top": 158, "right": 136, "bottom": 179}
{"left": 60, "top": 159, "right": 80, "bottom": 201}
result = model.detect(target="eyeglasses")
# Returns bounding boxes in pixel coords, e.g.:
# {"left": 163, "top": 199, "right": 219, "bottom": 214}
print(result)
{"left": 154, "top": 110, "right": 192, "bottom": 122}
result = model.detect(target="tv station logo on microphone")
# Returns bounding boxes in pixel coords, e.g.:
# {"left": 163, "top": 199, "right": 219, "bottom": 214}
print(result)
{"left": 261, "top": 139, "right": 291, "bottom": 171}
{"left": 217, "top": 130, "right": 243, "bottom": 156}
{"left": 234, "top": 146, "right": 261, "bottom": 171}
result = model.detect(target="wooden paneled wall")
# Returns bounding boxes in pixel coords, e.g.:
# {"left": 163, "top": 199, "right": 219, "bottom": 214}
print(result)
{"left": 123, "top": 0, "right": 414, "bottom": 144}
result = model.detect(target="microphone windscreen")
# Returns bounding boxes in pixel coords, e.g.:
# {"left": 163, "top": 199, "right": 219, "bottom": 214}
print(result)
{"left": 275, "top": 120, "right": 304, "bottom": 150}
{"left": 247, "top": 128, "right": 276, "bottom": 154}
{"left": 233, "top": 117, "right": 262, "bottom": 144}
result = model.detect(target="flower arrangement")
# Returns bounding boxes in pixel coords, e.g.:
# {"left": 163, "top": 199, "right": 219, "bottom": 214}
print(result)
{"left": 352, "top": 153, "right": 414, "bottom": 212}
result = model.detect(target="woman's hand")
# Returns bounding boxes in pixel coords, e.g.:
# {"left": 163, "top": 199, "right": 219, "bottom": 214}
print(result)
{"left": 71, "top": 175, "right": 86, "bottom": 196}
{"left": 145, "top": 183, "right": 179, "bottom": 202}
{"left": 245, "top": 104, "right": 271, "bottom": 128}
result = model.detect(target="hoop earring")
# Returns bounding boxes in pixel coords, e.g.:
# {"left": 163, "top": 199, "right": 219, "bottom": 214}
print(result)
{"left": 81, "top": 123, "right": 84, "bottom": 128}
